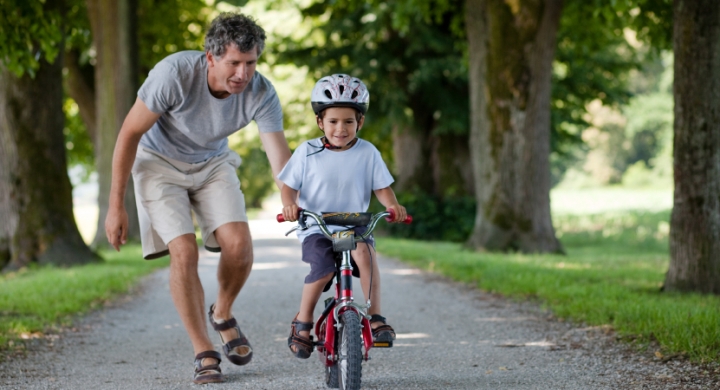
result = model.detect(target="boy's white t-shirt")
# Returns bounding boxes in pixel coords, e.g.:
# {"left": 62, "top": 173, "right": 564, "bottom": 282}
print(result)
{"left": 277, "top": 138, "right": 394, "bottom": 242}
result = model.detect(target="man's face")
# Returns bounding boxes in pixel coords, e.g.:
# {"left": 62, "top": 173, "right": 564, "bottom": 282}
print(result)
{"left": 207, "top": 44, "right": 258, "bottom": 98}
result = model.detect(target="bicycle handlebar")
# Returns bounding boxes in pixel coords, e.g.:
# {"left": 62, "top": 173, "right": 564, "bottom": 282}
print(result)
{"left": 277, "top": 209, "right": 412, "bottom": 241}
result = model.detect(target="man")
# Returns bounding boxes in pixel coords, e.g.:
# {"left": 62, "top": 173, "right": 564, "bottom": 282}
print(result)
{"left": 104, "top": 13, "right": 290, "bottom": 384}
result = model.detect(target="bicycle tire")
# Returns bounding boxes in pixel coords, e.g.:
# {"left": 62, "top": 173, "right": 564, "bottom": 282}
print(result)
{"left": 336, "top": 311, "right": 363, "bottom": 390}
{"left": 324, "top": 317, "right": 339, "bottom": 389}
{"left": 326, "top": 363, "right": 339, "bottom": 388}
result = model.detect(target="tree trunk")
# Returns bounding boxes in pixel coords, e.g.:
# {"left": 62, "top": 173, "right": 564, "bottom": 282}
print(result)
{"left": 87, "top": 0, "right": 140, "bottom": 248}
{"left": 65, "top": 49, "right": 97, "bottom": 143}
{"left": 392, "top": 114, "right": 473, "bottom": 197}
{"left": 465, "top": 0, "right": 564, "bottom": 253}
{"left": 665, "top": 0, "right": 720, "bottom": 294}
{"left": 0, "top": 53, "right": 99, "bottom": 271}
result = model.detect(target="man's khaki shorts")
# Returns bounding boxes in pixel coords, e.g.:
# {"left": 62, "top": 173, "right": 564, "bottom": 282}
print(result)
{"left": 132, "top": 148, "right": 247, "bottom": 259}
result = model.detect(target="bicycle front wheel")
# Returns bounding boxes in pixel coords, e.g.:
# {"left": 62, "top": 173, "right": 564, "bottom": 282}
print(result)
{"left": 336, "top": 310, "right": 363, "bottom": 390}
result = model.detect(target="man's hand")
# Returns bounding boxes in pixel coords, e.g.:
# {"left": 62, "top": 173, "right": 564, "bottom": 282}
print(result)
{"left": 105, "top": 207, "right": 129, "bottom": 251}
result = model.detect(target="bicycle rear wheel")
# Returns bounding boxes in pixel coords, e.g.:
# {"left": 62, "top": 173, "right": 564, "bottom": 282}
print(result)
{"left": 332, "top": 310, "right": 363, "bottom": 390}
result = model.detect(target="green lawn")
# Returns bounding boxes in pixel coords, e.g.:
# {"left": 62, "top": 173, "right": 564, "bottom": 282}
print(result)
{"left": 0, "top": 245, "right": 166, "bottom": 352}
{"left": 377, "top": 209, "right": 720, "bottom": 363}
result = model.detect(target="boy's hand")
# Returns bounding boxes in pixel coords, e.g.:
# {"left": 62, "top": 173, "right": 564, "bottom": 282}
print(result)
{"left": 387, "top": 204, "right": 407, "bottom": 223}
{"left": 282, "top": 204, "right": 300, "bottom": 222}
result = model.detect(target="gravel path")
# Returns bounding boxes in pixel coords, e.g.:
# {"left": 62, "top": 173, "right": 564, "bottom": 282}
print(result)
{"left": 1, "top": 220, "right": 717, "bottom": 389}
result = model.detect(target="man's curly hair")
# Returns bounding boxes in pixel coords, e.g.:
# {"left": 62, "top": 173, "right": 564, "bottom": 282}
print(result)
{"left": 204, "top": 13, "right": 266, "bottom": 57}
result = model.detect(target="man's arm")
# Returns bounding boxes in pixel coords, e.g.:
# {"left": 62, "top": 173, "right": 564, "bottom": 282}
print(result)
{"left": 105, "top": 98, "right": 161, "bottom": 250}
{"left": 259, "top": 131, "right": 291, "bottom": 190}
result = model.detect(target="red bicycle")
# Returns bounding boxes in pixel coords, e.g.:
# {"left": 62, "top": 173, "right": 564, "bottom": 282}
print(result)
{"left": 277, "top": 209, "right": 411, "bottom": 390}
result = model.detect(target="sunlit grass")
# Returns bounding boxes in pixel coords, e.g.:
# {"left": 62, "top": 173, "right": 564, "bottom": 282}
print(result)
{"left": 377, "top": 209, "right": 720, "bottom": 363}
{"left": 0, "top": 245, "right": 167, "bottom": 351}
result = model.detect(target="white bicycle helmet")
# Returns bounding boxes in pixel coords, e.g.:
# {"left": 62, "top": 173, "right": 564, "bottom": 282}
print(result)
{"left": 311, "top": 74, "right": 369, "bottom": 115}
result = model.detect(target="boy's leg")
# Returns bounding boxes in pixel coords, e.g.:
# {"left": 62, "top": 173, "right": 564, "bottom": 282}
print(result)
{"left": 353, "top": 242, "right": 395, "bottom": 339}
{"left": 290, "top": 272, "right": 334, "bottom": 354}
{"left": 352, "top": 243, "right": 382, "bottom": 317}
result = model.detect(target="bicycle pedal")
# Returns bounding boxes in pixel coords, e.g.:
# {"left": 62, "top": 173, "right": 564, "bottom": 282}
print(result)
{"left": 372, "top": 341, "right": 393, "bottom": 348}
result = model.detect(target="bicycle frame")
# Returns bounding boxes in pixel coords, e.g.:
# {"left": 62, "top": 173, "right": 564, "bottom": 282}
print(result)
{"left": 278, "top": 209, "right": 412, "bottom": 378}
{"left": 315, "top": 249, "right": 375, "bottom": 366}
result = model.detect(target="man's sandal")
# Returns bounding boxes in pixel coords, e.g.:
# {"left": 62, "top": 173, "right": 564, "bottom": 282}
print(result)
{"left": 370, "top": 314, "right": 396, "bottom": 347}
{"left": 193, "top": 350, "right": 224, "bottom": 384}
{"left": 288, "top": 315, "right": 314, "bottom": 359}
{"left": 208, "top": 303, "right": 253, "bottom": 366}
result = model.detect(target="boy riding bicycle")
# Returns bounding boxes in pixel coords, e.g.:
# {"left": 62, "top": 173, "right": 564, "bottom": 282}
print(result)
{"left": 278, "top": 74, "right": 407, "bottom": 359}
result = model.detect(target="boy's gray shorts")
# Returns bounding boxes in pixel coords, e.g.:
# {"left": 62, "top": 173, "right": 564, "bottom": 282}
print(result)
{"left": 301, "top": 228, "right": 375, "bottom": 284}
{"left": 132, "top": 148, "right": 247, "bottom": 259}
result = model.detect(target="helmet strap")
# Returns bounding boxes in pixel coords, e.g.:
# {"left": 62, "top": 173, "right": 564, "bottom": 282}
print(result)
{"left": 322, "top": 136, "right": 358, "bottom": 150}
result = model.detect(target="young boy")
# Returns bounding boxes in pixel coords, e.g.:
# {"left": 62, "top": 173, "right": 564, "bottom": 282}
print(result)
{"left": 278, "top": 74, "right": 407, "bottom": 359}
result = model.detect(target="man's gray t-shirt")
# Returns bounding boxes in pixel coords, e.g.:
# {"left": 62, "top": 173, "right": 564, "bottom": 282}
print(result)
{"left": 137, "top": 50, "right": 283, "bottom": 163}
{"left": 277, "top": 138, "right": 394, "bottom": 242}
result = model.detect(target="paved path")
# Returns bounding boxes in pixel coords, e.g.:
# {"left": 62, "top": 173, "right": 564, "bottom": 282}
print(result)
{"left": 0, "top": 220, "right": 706, "bottom": 389}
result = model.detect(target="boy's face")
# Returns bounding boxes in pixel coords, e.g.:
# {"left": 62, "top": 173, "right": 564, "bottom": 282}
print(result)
{"left": 317, "top": 107, "right": 364, "bottom": 149}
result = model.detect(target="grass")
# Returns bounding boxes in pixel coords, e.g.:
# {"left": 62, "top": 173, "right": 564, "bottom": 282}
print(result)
{"left": 377, "top": 209, "right": 720, "bottom": 363}
{"left": 0, "top": 244, "right": 167, "bottom": 352}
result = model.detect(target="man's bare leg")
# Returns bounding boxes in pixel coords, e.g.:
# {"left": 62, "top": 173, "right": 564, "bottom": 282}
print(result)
{"left": 208, "top": 221, "right": 253, "bottom": 355}
{"left": 167, "top": 234, "right": 215, "bottom": 360}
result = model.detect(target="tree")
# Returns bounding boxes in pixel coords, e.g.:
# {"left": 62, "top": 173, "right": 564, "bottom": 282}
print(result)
{"left": 86, "top": 0, "right": 141, "bottom": 248}
{"left": 665, "top": 0, "right": 720, "bottom": 294}
{"left": 0, "top": 0, "right": 98, "bottom": 270}
{"left": 465, "top": 0, "right": 564, "bottom": 253}
{"left": 64, "top": 0, "right": 210, "bottom": 246}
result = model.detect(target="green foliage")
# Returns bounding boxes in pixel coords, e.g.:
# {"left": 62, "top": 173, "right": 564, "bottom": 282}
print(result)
{"left": 63, "top": 98, "right": 94, "bottom": 180}
{"left": 272, "top": 0, "right": 469, "bottom": 159}
{"left": 271, "top": 0, "right": 673, "bottom": 189}
{"left": 137, "top": 0, "right": 211, "bottom": 81}
{"left": 0, "top": 245, "right": 167, "bottom": 351}
{"left": 61, "top": 0, "right": 212, "bottom": 176}
{"left": 378, "top": 209, "right": 720, "bottom": 363}
{"left": 557, "top": 52, "right": 673, "bottom": 189}
{"left": 0, "top": 0, "right": 63, "bottom": 77}
{"left": 551, "top": 2, "right": 644, "bottom": 183}
{"left": 374, "top": 191, "right": 475, "bottom": 242}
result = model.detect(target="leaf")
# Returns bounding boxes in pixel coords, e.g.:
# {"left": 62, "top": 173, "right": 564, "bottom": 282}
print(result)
{"left": 216, "top": 0, "right": 249, "bottom": 6}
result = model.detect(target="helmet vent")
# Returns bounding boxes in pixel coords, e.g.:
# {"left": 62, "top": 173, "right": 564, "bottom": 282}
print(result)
{"left": 324, "top": 90, "right": 332, "bottom": 99}
{"left": 339, "top": 85, "right": 345, "bottom": 94}
{"left": 351, "top": 91, "right": 358, "bottom": 99}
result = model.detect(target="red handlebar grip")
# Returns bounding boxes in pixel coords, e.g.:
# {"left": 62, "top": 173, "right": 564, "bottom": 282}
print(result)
{"left": 277, "top": 208, "right": 303, "bottom": 223}
{"left": 385, "top": 209, "right": 413, "bottom": 224}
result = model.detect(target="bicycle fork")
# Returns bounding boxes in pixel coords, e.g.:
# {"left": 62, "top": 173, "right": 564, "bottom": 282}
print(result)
{"left": 319, "top": 250, "right": 375, "bottom": 364}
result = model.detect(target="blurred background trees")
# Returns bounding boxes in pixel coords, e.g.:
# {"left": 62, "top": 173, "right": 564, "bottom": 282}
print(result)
{"left": 6, "top": 0, "right": 718, "bottom": 293}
